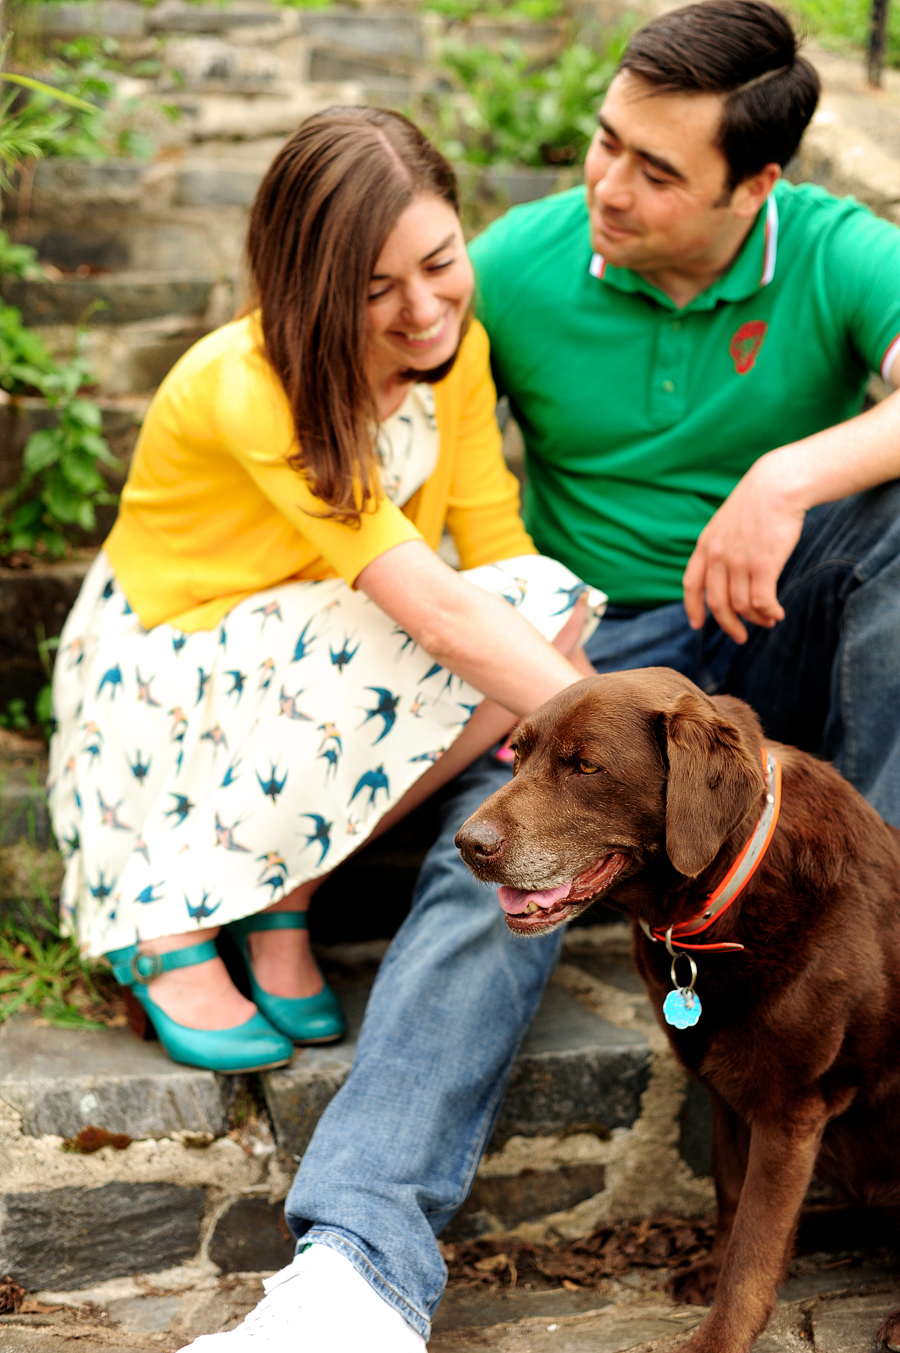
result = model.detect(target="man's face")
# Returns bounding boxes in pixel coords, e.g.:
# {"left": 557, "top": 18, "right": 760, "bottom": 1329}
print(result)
{"left": 584, "top": 70, "right": 740, "bottom": 274}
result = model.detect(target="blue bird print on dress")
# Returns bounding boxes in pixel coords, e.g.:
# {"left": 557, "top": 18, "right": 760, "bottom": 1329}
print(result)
{"left": 256, "top": 851, "right": 288, "bottom": 898}
{"left": 196, "top": 667, "right": 210, "bottom": 707}
{"left": 84, "top": 740, "right": 102, "bottom": 763}
{"left": 300, "top": 814, "right": 332, "bottom": 865}
{"left": 258, "top": 657, "right": 276, "bottom": 691}
{"left": 164, "top": 793, "right": 195, "bottom": 827}
{"left": 64, "top": 637, "right": 84, "bottom": 669}
{"left": 250, "top": 599, "right": 283, "bottom": 629}
{"left": 172, "top": 631, "right": 187, "bottom": 653}
{"left": 360, "top": 688, "right": 400, "bottom": 744}
{"left": 317, "top": 723, "right": 342, "bottom": 754}
{"left": 330, "top": 637, "right": 360, "bottom": 674}
{"left": 214, "top": 812, "right": 252, "bottom": 853}
{"left": 135, "top": 881, "right": 165, "bottom": 905}
{"left": 134, "top": 836, "right": 150, "bottom": 864}
{"left": 257, "top": 762, "right": 288, "bottom": 803}
{"left": 457, "top": 702, "right": 479, "bottom": 723}
{"left": 127, "top": 750, "right": 152, "bottom": 783}
{"left": 319, "top": 746, "right": 339, "bottom": 779}
{"left": 96, "top": 664, "right": 123, "bottom": 699}
{"left": 186, "top": 888, "right": 221, "bottom": 922}
{"left": 291, "top": 618, "right": 318, "bottom": 662}
{"left": 221, "top": 756, "right": 242, "bottom": 788}
{"left": 278, "top": 685, "right": 313, "bottom": 721}
{"left": 419, "top": 662, "right": 442, "bottom": 683}
{"left": 218, "top": 624, "right": 227, "bottom": 651}
{"left": 97, "top": 790, "right": 132, "bottom": 832}
{"left": 225, "top": 670, "right": 247, "bottom": 702}
{"left": 349, "top": 765, "right": 390, "bottom": 808}
{"left": 135, "top": 668, "right": 162, "bottom": 707}
{"left": 550, "top": 582, "right": 588, "bottom": 616}
{"left": 393, "top": 626, "right": 417, "bottom": 655}
{"left": 61, "top": 825, "right": 80, "bottom": 858}
{"left": 410, "top": 695, "right": 426, "bottom": 718}
{"left": 89, "top": 870, "right": 116, "bottom": 901}
{"left": 102, "top": 579, "right": 115, "bottom": 600}
{"left": 200, "top": 724, "right": 228, "bottom": 753}
{"left": 122, "top": 598, "right": 133, "bottom": 616}
{"left": 409, "top": 748, "right": 445, "bottom": 764}
{"left": 168, "top": 706, "right": 188, "bottom": 742}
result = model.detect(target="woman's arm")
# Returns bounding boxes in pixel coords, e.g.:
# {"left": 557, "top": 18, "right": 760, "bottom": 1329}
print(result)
{"left": 357, "top": 539, "right": 583, "bottom": 717}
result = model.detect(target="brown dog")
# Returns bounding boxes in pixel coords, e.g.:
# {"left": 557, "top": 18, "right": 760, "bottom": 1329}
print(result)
{"left": 455, "top": 667, "right": 900, "bottom": 1353}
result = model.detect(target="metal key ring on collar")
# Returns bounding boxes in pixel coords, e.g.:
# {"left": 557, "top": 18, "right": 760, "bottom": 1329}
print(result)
{"left": 664, "top": 928, "right": 698, "bottom": 991}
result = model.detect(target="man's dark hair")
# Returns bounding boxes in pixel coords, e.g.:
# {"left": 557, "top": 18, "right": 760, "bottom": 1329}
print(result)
{"left": 619, "top": 0, "right": 820, "bottom": 191}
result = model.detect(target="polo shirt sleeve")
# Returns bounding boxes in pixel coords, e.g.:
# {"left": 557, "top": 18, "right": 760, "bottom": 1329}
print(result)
{"left": 215, "top": 359, "right": 422, "bottom": 587}
{"left": 822, "top": 202, "right": 900, "bottom": 381}
{"left": 444, "top": 320, "right": 536, "bottom": 568}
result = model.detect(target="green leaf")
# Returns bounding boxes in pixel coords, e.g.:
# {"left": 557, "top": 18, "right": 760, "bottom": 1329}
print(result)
{"left": 65, "top": 399, "right": 103, "bottom": 430}
{"left": 23, "top": 429, "right": 62, "bottom": 474}
{"left": 0, "top": 74, "right": 97, "bottom": 114}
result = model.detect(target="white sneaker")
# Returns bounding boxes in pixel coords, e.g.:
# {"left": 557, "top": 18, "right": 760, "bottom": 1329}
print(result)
{"left": 178, "top": 1242, "right": 427, "bottom": 1352}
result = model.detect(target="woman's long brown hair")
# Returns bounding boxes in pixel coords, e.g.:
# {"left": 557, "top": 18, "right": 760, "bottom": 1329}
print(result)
{"left": 246, "top": 106, "right": 461, "bottom": 525}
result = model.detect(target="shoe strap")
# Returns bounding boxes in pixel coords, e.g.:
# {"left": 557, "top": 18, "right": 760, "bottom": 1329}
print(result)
{"left": 106, "top": 940, "right": 219, "bottom": 987}
{"left": 233, "top": 911, "right": 308, "bottom": 934}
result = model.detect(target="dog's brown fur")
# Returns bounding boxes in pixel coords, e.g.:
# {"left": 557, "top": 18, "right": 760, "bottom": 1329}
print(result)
{"left": 455, "top": 668, "right": 900, "bottom": 1353}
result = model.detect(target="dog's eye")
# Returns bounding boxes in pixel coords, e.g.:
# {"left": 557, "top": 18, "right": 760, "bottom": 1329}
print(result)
{"left": 578, "top": 761, "right": 601, "bottom": 775}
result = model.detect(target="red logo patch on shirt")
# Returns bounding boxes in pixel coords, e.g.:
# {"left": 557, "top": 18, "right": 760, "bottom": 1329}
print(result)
{"left": 729, "top": 320, "right": 768, "bottom": 375}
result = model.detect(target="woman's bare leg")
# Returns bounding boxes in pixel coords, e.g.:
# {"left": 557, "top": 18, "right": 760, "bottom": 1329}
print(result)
{"left": 250, "top": 601, "right": 593, "bottom": 999}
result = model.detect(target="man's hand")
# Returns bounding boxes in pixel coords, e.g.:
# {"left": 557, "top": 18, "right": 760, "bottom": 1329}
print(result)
{"left": 682, "top": 452, "right": 807, "bottom": 645}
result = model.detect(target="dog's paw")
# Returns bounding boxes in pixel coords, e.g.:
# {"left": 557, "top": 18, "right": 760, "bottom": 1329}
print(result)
{"left": 876, "top": 1308, "right": 900, "bottom": 1350}
{"left": 668, "top": 1259, "right": 721, "bottom": 1306}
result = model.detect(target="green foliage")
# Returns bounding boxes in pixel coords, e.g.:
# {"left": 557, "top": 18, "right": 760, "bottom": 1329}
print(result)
{"left": 0, "top": 920, "right": 111, "bottom": 1029}
{"left": 0, "top": 233, "right": 43, "bottom": 280}
{"left": 786, "top": 0, "right": 900, "bottom": 66}
{"left": 426, "top": 0, "right": 562, "bottom": 21}
{"left": 0, "top": 697, "right": 32, "bottom": 731}
{"left": 432, "top": 36, "right": 625, "bottom": 167}
{"left": 0, "top": 233, "right": 120, "bottom": 559}
{"left": 0, "top": 65, "right": 105, "bottom": 187}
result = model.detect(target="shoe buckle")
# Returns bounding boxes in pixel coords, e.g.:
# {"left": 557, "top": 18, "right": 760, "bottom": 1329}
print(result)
{"left": 131, "top": 951, "right": 164, "bottom": 983}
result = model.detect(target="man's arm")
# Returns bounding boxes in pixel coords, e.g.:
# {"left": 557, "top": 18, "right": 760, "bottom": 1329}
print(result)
{"left": 682, "top": 356, "right": 900, "bottom": 643}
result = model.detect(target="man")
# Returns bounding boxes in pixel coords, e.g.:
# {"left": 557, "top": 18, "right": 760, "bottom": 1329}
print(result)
{"left": 184, "top": 2, "right": 900, "bottom": 1348}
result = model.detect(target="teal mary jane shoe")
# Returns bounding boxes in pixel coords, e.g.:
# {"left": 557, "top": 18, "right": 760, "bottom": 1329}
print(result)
{"left": 226, "top": 912, "right": 346, "bottom": 1045}
{"left": 106, "top": 940, "right": 294, "bottom": 1073}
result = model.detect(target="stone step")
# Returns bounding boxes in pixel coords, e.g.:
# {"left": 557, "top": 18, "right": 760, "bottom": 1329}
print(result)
{"left": 0, "top": 938, "right": 656, "bottom": 1290}
{"left": 1, "top": 271, "right": 224, "bottom": 329}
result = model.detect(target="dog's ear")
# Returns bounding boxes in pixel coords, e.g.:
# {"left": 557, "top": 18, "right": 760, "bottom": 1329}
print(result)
{"left": 658, "top": 691, "right": 766, "bottom": 878}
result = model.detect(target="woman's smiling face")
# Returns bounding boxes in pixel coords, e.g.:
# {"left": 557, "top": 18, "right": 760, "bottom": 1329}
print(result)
{"left": 366, "top": 193, "right": 473, "bottom": 390}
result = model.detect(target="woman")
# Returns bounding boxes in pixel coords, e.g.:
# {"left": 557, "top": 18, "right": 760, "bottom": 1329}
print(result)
{"left": 48, "top": 107, "right": 603, "bottom": 1075}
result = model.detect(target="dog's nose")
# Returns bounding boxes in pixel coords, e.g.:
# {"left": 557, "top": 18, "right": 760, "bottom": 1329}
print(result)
{"left": 456, "top": 821, "right": 505, "bottom": 863}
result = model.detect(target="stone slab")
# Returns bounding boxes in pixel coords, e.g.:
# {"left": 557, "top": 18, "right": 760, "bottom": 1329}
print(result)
{"left": 263, "top": 976, "right": 650, "bottom": 1160}
{"left": 1, "top": 274, "right": 216, "bottom": 327}
{"left": 444, "top": 1162, "right": 607, "bottom": 1240}
{"left": 147, "top": 7, "right": 282, "bottom": 33}
{"left": 0, "top": 1014, "right": 229, "bottom": 1139}
{"left": 0, "top": 1181, "right": 204, "bottom": 1289}
{"left": 298, "top": 11, "right": 423, "bottom": 61}
{"left": 175, "top": 165, "right": 265, "bottom": 208}
{"left": 35, "top": 2, "right": 146, "bottom": 40}
{"left": 0, "top": 560, "right": 90, "bottom": 713}
{"left": 810, "top": 1293, "right": 900, "bottom": 1352}
{"left": 207, "top": 1195, "right": 295, "bottom": 1273}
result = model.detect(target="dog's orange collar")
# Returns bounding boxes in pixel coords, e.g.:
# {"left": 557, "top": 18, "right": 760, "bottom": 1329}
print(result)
{"left": 642, "top": 749, "right": 782, "bottom": 954}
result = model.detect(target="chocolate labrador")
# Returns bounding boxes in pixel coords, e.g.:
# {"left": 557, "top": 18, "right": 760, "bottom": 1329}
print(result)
{"left": 455, "top": 667, "right": 900, "bottom": 1353}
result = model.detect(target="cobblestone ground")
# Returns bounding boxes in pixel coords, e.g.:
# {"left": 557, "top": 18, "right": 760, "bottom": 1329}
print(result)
{"left": 2, "top": 1248, "right": 897, "bottom": 1352}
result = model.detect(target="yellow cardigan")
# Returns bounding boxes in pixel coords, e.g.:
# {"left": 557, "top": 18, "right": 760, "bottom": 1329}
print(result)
{"left": 104, "top": 315, "right": 536, "bottom": 632}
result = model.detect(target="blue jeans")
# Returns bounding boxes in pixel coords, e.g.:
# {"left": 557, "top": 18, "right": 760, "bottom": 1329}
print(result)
{"left": 285, "top": 482, "right": 900, "bottom": 1337}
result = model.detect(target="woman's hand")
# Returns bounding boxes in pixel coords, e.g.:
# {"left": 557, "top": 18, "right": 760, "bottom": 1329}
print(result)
{"left": 356, "top": 541, "right": 585, "bottom": 717}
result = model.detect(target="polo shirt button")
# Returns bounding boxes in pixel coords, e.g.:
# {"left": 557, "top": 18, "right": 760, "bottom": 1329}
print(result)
{"left": 662, "top": 379, "right": 675, "bottom": 393}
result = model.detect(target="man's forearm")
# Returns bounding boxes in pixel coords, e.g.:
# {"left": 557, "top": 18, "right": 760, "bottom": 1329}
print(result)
{"left": 764, "top": 381, "right": 900, "bottom": 516}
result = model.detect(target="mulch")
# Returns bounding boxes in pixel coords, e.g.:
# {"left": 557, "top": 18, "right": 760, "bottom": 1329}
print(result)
{"left": 441, "top": 1215, "right": 716, "bottom": 1292}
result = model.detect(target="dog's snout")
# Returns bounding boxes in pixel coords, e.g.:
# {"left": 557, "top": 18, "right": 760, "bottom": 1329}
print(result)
{"left": 455, "top": 820, "right": 505, "bottom": 864}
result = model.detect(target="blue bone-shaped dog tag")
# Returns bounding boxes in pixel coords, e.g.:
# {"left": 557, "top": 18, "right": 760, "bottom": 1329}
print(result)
{"left": 663, "top": 987, "right": 702, "bottom": 1029}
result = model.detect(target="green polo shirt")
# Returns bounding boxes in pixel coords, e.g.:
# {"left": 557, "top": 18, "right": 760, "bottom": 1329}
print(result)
{"left": 469, "top": 179, "right": 900, "bottom": 607}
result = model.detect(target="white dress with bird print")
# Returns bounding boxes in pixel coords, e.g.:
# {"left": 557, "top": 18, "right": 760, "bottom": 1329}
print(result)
{"left": 48, "top": 385, "right": 605, "bottom": 957}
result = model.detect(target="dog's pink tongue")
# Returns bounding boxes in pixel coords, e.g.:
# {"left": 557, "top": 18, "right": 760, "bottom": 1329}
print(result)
{"left": 498, "top": 881, "right": 573, "bottom": 915}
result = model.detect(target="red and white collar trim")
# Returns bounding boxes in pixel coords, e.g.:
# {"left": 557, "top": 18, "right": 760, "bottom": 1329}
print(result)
{"left": 641, "top": 749, "right": 782, "bottom": 953}
{"left": 588, "top": 193, "right": 780, "bottom": 292}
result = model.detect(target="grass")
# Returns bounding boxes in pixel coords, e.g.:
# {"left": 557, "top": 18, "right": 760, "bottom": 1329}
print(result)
{"left": 0, "top": 916, "right": 122, "bottom": 1028}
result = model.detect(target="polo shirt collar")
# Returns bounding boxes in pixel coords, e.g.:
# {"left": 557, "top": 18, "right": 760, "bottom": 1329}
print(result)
{"left": 588, "top": 193, "right": 779, "bottom": 312}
